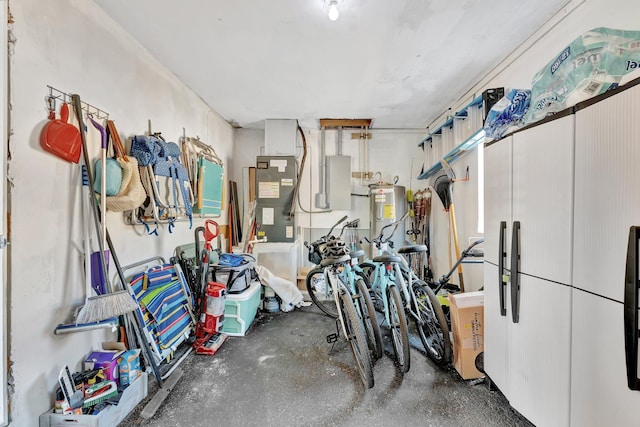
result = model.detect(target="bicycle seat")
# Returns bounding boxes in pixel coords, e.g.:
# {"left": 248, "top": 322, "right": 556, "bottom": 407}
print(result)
{"left": 320, "top": 254, "right": 351, "bottom": 267}
{"left": 372, "top": 254, "right": 403, "bottom": 264}
{"left": 350, "top": 249, "right": 365, "bottom": 259}
{"left": 397, "top": 244, "right": 428, "bottom": 254}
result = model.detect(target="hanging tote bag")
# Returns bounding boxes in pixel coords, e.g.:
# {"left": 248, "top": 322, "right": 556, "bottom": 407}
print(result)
{"left": 104, "top": 120, "right": 147, "bottom": 212}
{"left": 90, "top": 118, "right": 122, "bottom": 196}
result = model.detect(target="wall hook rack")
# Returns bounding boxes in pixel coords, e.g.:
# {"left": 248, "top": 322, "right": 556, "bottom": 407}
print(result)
{"left": 46, "top": 85, "right": 110, "bottom": 120}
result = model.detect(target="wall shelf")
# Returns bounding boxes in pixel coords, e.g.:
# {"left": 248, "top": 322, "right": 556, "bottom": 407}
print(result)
{"left": 418, "top": 129, "right": 485, "bottom": 180}
{"left": 418, "top": 95, "right": 485, "bottom": 180}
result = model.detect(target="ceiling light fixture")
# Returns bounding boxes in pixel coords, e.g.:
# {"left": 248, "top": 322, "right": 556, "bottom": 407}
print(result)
{"left": 328, "top": 0, "right": 339, "bottom": 21}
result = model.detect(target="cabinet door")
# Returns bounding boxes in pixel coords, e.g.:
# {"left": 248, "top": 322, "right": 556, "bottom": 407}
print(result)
{"left": 574, "top": 84, "right": 640, "bottom": 302}
{"left": 512, "top": 114, "right": 574, "bottom": 285}
{"left": 571, "top": 289, "right": 640, "bottom": 426}
{"left": 484, "top": 138, "right": 513, "bottom": 398}
{"left": 484, "top": 262, "right": 511, "bottom": 398}
{"left": 509, "top": 274, "right": 572, "bottom": 427}
{"left": 484, "top": 137, "right": 512, "bottom": 266}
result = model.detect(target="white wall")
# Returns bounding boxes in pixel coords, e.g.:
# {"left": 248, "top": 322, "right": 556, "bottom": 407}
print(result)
{"left": 233, "top": 127, "right": 436, "bottom": 260}
{"left": 8, "top": 0, "right": 232, "bottom": 425}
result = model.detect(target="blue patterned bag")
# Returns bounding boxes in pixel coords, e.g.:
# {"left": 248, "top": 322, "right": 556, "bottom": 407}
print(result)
{"left": 130, "top": 135, "right": 162, "bottom": 166}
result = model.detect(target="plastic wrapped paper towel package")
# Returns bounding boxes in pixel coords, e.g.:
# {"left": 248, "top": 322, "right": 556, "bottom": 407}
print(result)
{"left": 483, "top": 89, "right": 531, "bottom": 140}
{"left": 524, "top": 27, "right": 640, "bottom": 125}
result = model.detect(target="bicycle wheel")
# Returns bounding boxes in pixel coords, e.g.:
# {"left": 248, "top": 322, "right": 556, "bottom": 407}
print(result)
{"left": 354, "top": 272, "right": 383, "bottom": 360}
{"left": 387, "top": 284, "right": 410, "bottom": 373}
{"left": 339, "top": 290, "right": 374, "bottom": 388}
{"left": 306, "top": 266, "right": 338, "bottom": 318}
{"left": 413, "top": 280, "right": 452, "bottom": 366}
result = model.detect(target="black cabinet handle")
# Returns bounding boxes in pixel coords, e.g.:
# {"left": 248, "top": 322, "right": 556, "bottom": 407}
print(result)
{"left": 510, "top": 221, "right": 521, "bottom": 323}
{"left": 498, "top": 221, "right": 507, "bottom": 316}
{"left": 624, "top": 226, "right": 640, "bottom": 390}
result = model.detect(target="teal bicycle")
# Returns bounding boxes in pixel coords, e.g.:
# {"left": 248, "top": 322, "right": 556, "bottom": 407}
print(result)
{"left": 305, "top": 232, "right": 374, "bottom": 388}
{"left": 360, "top": 216, "right": 412, "bottom": 373}
{"left": 362, "top": 215, "right": 454, "bottom": 367}
{"left": 305, "top": 217, "right": 383, "bottom": 361}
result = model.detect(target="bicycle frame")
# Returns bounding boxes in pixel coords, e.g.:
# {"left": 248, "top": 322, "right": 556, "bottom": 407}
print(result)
{"left": 429, "top": 238, "right": 484, "bottom": 294}
{"left": 324, "top": 262, "right": 350, "bottom": 338}
{"left": 395, "top": 256, "right": 434, "bottom": 329}
{"left": 367, "top": 261, "right": 396, "bottom": 328}
{"left": 363, "top": 212, "right": 428, "bottom": 327}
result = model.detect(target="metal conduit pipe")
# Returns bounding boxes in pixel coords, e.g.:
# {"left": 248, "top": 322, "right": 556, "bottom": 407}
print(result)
{"left": 315, "top": 126, "right": 329, "bottom": 209}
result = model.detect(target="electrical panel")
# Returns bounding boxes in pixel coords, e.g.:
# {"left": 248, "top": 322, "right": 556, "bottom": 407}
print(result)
{"left": 327, "top": 155, "right": 351, "bottom": 210}
{"left": 255, "top": 156, "right": 296, "bottom": 243}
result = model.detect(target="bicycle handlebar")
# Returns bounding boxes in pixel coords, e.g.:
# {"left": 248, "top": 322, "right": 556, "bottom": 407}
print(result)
{"left": 304, "top": 215, "right": 353, "bottom": 250}
{"left": 328, "top": 215, "right": 348, "bottom": 238}
{"left": 339, "top": 218, "right": 360, "bottom": 237}
{"left": 433, "top": 238, "right": 485, "bottom": 290}
{"left": 361, "top": 211, "right": 410, "bottom": 248}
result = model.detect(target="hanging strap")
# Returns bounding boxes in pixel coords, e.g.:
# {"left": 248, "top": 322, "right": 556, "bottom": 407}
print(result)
{"left": 106, "top": 120, "right": 129, "bottom": 162}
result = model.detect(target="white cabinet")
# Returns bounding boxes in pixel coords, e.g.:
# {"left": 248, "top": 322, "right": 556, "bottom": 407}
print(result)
{"left": 512, "top": 116, "right": 574, "bottom": 284}
{"left": 484, "top": 136, "right": 512, "bottom": 267}
{"left": 484, "top": 263, "right": 511, "bottom": 397}
{"left": 573, "top": 83, "right": 640, "bottom": 302}
{"left": 509, "top": 275, "right": 571, "bottom": 427}
{"left": 485, "top": 80, "right": 640, "bottom": 426}
{"left": 484, "top": 114, "right": 574, "bottom": 427}
{"left": 571, "top": 82, "right": 640, "bottom": 426}
{"left": 484, "top": 137, "right": 512, "bottom": 397}
{"left": 570, "top": 290, "right": 640, "bottom": 426}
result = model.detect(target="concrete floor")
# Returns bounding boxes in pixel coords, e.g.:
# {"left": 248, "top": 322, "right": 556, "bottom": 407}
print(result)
{"left": 120, "top": 305, "right": 533, "bottom": 427}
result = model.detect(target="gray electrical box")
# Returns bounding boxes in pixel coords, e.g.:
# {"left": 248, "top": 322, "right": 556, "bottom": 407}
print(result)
{"left": 255, "top": 156, "right": 296, "bottom": 242}
{"left": 327, "top": 155, "right": 351, "bottom": 210}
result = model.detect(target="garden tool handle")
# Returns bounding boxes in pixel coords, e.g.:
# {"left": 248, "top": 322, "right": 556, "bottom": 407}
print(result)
{"left": 204, "top": 220, "right": 219, "bottom": 250}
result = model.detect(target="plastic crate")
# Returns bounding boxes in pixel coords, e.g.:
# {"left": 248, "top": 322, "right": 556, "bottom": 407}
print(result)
{"left": 39, "top": 372, "right": 148, "bottom": 427}
{"left": 221, "top": 281, "right": 261, "bottom": 336}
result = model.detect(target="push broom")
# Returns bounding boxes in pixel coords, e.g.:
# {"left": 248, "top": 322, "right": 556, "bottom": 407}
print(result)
{"left": 72, "top": 94, "right": 137, "bottom": 324}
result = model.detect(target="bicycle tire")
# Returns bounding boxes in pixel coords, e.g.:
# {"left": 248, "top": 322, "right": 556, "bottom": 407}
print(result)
{"left": 339, "top": 290, "right": 374, "bottom": 389}
{"left": 354, "top": 272, "right": 383, "bottom": 360}
{"left": 413, "top": 280, "right": 452, "bottom": 366}
{"left": 306, "top": 266, "right": 338, "bottom": 318}
{"left": 387, "top": 284, "right": 410, "bottom": 373}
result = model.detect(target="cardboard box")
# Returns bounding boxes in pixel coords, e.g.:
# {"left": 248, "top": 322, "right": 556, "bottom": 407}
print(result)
{"left": 84, "top": 350, "right": 124, "bottom": 383}
{"left": 449, "top": 291, "right": 484, "bottom": 380}
{"left": 297, "top": 266, "right": 313, "bottom": 291}
{"left": 118, "top": 349, "right": 142, "bottom": 387}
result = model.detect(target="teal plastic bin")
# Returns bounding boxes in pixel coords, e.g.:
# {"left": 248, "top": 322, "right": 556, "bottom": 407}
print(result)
{"left": 221, "top": 281, "right": 261, "bottom": 336}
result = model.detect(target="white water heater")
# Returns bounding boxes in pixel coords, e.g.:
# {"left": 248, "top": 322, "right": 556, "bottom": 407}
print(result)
{"left": 369, "top": 184, "right": 406, "bottom": 252}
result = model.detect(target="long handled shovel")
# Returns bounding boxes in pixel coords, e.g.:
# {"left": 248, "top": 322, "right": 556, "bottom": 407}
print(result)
{"left": 431, "top": 164, "right": 465, "bottom": 292}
